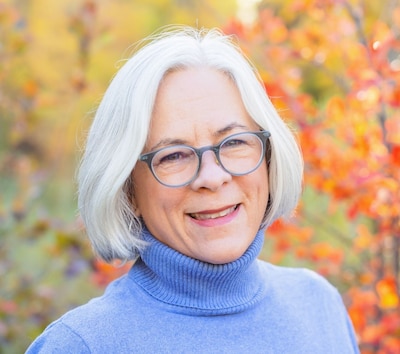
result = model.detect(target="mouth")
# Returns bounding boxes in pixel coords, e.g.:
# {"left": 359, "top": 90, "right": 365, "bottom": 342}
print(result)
{"left": 189, "top": 204, "right": 239, "bottom": 220}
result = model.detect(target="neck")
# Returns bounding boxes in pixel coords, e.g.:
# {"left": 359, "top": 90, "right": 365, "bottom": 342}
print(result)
{"left": 129, "top": 228, "right": 267, "bottom": 315}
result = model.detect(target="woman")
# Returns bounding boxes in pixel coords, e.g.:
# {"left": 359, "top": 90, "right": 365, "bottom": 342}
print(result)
{"left": 27, "top": 26, "right": 359, "bottom": 353}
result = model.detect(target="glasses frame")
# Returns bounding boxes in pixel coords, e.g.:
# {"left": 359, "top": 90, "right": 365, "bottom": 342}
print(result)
{"left": 139, "top": 130, "right": 271, "bottom": 188}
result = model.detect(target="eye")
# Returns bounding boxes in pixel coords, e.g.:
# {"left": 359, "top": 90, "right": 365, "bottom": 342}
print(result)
{"left": 154, "top": 147, "right": 195, "bottom": 166}
{"left": 222, "top": 137, "right": 249, "bottom": 149}
{"left": 224, "top": 139, "right": 246, "bottom": 146}
{"left": 159, "top": 151, "right": 185, "bottom": 163}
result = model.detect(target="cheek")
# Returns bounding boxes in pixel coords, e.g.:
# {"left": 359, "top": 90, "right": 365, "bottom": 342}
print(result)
{"left": 255, "top": 165, "right": 269, "bottom": 209}
{"left": 133, "top": 166, "right": 183, "bottom": 222}
{"left": 132, "top": 166, "right": 155, "bottom": 217}
{"left": 257, "top": 161, "right": 269, "bottom": 188}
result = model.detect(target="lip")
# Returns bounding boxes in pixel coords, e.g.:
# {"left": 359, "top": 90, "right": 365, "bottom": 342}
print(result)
{"left": 188, "top": 204, "right": 240, "bottom": 227}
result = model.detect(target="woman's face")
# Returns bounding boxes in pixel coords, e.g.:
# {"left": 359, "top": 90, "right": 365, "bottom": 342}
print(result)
{"left": 132, "top": 68, "right": 269, "bottom": 264}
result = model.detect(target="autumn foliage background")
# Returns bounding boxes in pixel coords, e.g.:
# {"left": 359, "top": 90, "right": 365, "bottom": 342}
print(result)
{"left": 1, "top": 0, "right": 399, "bottom": 353}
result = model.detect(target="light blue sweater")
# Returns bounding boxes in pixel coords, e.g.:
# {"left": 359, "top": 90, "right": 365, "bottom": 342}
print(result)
{"left": 26, "top": 229, "right": 360, "bottom": 353}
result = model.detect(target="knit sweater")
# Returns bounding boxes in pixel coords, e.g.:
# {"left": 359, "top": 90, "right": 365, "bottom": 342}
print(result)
{"left": 26, "top": 229, "right": 360, "bottom": 353}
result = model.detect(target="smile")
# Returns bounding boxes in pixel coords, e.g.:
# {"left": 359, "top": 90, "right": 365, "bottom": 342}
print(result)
{"left": 189, "top": 205, "right": 238, "bottom": 220}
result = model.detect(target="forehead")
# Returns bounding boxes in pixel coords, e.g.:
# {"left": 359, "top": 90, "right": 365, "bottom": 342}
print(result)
{"left": 147, "top": 68, "right": 258, "bottom": 149}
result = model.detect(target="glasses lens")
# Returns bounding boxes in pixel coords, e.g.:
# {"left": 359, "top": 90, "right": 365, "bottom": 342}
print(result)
{"left": 151, "top": 146, "right": 198, "bottom": 186}
{"left": 219, "top": 133, "right": 264, "bottom": 175}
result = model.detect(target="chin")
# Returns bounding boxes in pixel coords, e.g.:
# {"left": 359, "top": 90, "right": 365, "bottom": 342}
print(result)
{"left": 199, "top": 247, "right": 248, "bottom": 265}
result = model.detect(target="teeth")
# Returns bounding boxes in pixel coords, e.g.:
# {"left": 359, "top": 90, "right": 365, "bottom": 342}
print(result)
{"left": 190, "top": 205, "right": 237, "bottom": 220}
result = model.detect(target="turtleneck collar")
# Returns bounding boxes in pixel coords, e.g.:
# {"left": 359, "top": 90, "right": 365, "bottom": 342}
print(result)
{"left": 128, "top": 228, "right": 267, "bottom": 316}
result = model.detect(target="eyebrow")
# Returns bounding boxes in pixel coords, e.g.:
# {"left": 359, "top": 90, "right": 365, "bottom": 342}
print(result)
{"left": 149, "top": 122, "right": 249, "bottom": 152}
{"left": 214, "top": 123, "right": 248, "bottom": 137}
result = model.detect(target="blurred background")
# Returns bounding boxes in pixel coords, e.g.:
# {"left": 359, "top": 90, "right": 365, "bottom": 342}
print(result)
{"left": 0, "top": 0, "right": 399, "bottom": 352}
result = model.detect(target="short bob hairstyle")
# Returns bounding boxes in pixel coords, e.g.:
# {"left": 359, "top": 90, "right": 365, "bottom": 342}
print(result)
{"left": 78, "top": 26, "right": 303, "bottom": 263}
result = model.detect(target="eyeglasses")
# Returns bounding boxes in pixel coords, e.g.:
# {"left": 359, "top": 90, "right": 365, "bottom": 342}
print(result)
{"left": 139, "top": 130, "right": 271, "bottom": 188}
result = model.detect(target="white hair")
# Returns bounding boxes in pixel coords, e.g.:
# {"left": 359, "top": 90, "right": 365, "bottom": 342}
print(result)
{"left": 78, "top": 26, "right": 303, "bottom": 262}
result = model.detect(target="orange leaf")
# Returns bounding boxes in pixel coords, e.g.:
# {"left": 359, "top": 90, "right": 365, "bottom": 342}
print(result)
{"left": 376, "top": 277, "right": 399, "bottom": 310}
{"left": 362, "top": 324, "right": 384, "bottom": 345}
{"left": 22, "top": 79, "right": 38, "bottom": 98}
{"left": 354, "top": 224, "right": 374, "bottom": 251}
{"left": 391, "top": 145, "right": 400, "bottom": 167}
{"left": 295, "top": 245, "right": 308, "bottom": 259}
{"left": 276, "top": 238, "right": 292, "bottom": 252}
{"left": 326, "top": 96, "right": 345, "bottom": 123}
{"left": 91, "top": 259, "right": 131, "bottom": 287}
{"left": 385, "top": 114, "right": 400, "bottom": 144}
{"left": 348, "top": 307, "right": 366, "bottom": 333}
{"left": 259, "top": 9, "right": 288, "bottom": 43}
{"left": 389, "top": 85, "right": 400, "bottom": 107}
{"left": 310, "top": 242, "right": 342, "bottom": 263}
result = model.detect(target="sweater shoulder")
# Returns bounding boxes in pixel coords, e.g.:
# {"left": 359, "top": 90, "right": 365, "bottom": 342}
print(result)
{"left": 257, "top": 260, "right": 340, "bottom": 299}
{"left": 62, "top": 274, "right": 132, "bottom": 323}
{"left": 25, "top": 320, "right": 91, "bottom": 353}
{"left": 26, "top": 274, "right": 141, "bottom": 352}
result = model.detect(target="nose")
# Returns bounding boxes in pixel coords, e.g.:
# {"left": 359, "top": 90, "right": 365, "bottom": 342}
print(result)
{"left": 190, "top": 151, "right": 232, "bottom": 191}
